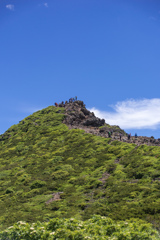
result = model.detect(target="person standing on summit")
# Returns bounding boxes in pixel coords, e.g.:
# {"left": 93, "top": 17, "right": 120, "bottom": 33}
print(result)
{"left": 120, "top": 134, "right": 122, "bottom": 141}
{"left": 128, "top": 133, "right": 131, "bottom": 140}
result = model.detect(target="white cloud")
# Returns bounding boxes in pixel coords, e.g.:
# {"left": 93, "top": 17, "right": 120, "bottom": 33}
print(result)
{"left": 44, "top": 3, "right": 48, "bottom": 8}
{"left": 6, "top": 4, "right": 14, "bottom": 11}
{"left": 90, "top": 98, "right": 160, "bottom": 129}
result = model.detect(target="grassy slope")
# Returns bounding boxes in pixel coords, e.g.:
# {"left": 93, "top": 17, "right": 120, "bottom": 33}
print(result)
{"left": 0, "top": 106, "right": 160, "bottom": 230}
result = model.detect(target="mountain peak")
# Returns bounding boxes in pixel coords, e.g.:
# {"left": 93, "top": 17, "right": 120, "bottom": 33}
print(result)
{"left": 63, "top": 100, "right": 105, "bottom": 127}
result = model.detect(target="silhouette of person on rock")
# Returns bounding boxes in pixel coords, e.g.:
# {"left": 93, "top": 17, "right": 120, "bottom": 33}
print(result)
{"left": 120, "top": 134, "right": 122, "bottom": 141}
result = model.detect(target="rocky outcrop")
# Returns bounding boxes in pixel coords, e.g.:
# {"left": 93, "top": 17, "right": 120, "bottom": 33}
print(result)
{"left": 63, "top": 101, "right": 127, "bottom": 139}
{"left": 62, "top": 100, "right": 160, "bottom": 147}
{"left": 45, "top": 192, "right": 63, "bottom": 204}
{"left": 63, "top": 101, "right": 105, "bottom": 127}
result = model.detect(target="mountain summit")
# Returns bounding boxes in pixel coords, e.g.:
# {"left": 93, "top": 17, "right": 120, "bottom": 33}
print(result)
{"left": 1, "top": 100, "right": 160, "bottom": 146}
{"left": 63, "top": 100, "right": 105, "bottom": 127}
{"left": 64, "top": 100, "right": 160, "bottom": 147}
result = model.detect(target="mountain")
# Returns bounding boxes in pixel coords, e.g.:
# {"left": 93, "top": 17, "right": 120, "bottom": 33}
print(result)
{"left": 0, "top": 100, "right": 160, "bottom": 231}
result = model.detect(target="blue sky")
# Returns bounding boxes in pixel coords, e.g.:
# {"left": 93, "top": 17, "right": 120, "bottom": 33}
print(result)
{"left": 1, "top": 0, "right": 160, "bottom": 138}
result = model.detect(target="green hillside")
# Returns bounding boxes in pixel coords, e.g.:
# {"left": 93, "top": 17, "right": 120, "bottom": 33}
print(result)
{"left": 1, "top": 103, "right": 160, "bottom": 233}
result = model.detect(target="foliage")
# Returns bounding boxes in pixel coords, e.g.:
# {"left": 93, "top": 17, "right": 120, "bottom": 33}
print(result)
{"left": 1, "top": 105, "right": 160, "bottom": 231}
{"left": 0, "top": 215, "right": 159, "bottom": 240}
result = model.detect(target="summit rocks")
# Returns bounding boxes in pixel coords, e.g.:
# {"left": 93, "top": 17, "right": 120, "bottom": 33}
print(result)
{"left": 63, "top": 100, "right": 105, "bottom": 127}
{"left": 62, "top": 100, "right": 160, "bottom": 147}
{"left": 63, "top": 100, "right": 125, "bottom": 138}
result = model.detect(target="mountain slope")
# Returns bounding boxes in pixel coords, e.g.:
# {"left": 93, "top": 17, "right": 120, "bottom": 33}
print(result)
{"left": 0, "top": 102, "right": 160, "bottom": 230}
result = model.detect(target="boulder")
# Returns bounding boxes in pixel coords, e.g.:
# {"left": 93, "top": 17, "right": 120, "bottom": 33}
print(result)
{"left": 83, "top": 117, "right": 105, "bottom": 127}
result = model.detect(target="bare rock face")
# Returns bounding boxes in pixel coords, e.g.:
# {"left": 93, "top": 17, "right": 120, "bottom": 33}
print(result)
{"left": 83, "top": 117, "right": 105, "bottom": 127}
{"left": 62, "top": 100, "right": 160, "bottom": 147}
{"left": 63, "top": 101, "right": 105, "bottom": 127}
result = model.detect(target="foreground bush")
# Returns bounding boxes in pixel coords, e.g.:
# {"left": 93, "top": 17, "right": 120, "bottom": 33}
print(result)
{"left": 0, "top": 215, "right": 159, "bottom": 240}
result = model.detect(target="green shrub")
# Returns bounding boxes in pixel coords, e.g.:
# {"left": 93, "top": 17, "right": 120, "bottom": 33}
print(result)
{"left": 30, "top": 180, "right": 47, "bottom": 189}
{"left": 0, "top": 216, "right": 159, "bottom": 240}
{"left": 6, "top": 187, "right": 14, "bottom": 194}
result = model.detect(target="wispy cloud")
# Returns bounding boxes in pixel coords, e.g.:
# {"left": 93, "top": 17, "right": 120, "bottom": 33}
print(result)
{"left": 44, "top": 3, "right": 48, "bottom": 8}
{"left": 149, "top": 16, "right": 156, "bottom": 21}
{"left": 19, "top": 106, "right": 44, "bottom": 114}
{"left": 6, "top": 4, "right": 14, "bottom": 11}
{"left": 38, "top": 3, "right": 48, "bottom": 8}
{"left": 90, "top": 98, "right": 160, "bottom": 129}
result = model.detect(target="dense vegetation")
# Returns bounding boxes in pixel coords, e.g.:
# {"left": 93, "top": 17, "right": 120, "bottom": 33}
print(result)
{"left": 1, "top": 215, "right": 159, "bottom": 240}
{"left": 1, "top": 105, "right": 160, "bottom": 234}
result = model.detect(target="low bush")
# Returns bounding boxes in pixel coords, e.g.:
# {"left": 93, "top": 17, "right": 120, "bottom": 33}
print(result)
{"left": 0, "top": 215, "right": 159, "bottom": 240}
